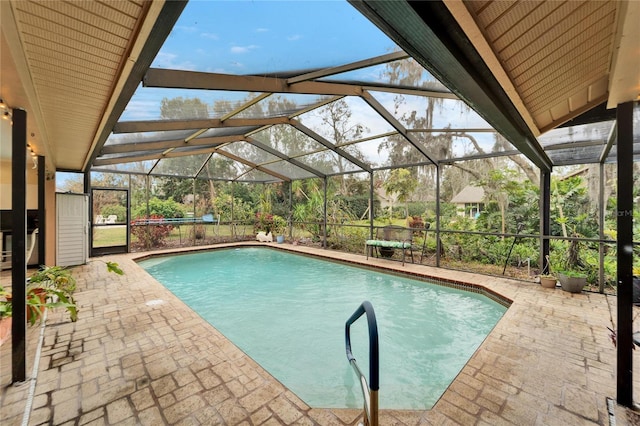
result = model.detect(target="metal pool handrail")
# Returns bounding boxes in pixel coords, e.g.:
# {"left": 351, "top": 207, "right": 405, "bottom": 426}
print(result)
{"left": 345, "top": 301, "right": 379, "bottom": 426}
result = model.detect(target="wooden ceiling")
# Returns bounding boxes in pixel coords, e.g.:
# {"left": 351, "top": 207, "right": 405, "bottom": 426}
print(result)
{"left": 457, "top": 0, "right": 623, "bottom": 134}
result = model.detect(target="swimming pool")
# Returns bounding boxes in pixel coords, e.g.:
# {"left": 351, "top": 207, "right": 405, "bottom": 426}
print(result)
{"left": 139, "top": 247, "right": 507, "bottom": 410}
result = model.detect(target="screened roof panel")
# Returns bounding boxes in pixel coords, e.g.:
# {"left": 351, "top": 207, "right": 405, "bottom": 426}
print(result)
{"left": 319, "top": 57, "right": 450, "bottom": 93}
{"left": 251, "top": 124, "right": 326, "bottom": 157}
{"left": 238, "top": 169, "right": 285, "bottom": 183}
{"left": 294, "top": 149, "right": 362, "bottom": 175}
{"left": 261, "top": 160, "right": 317, "bottom": 180}
{"left": 538, "top": 121, "right": 615, "bottom": 147}
{"left": 341, "top": 139, "right": 387, "bottom": 168}
{"left": 546, "top": 145, "right": 608, "bottom": 166}
{"left": 152, "top": 154, "right": 210, "bottom": 176}
{"left": 443, "top": 132, "right": 511, "bottom": 158}
{"left": 344, "top": 135, "right": 428, "bottom": 168}
{"left": 240, "top": 94, "right": 336, "bottom": 119}
{"left": 202, "top": 153, "right": 250, "bottom": 181}
{"left": 218, "top": 141, "right": 283, "bottom": 164}
{"left": 605, "top": 146, "right": 640, "bottom": 164}
{"left": 91, "top": 160, "right": 158, "bottom": 174}
{"left": 120, "top": 87, "right": 264, "bottom": 121}
{"left": 151, "top": 1, "right": 398, "bottom": 75}
{"left": 297, "top": 97, "right": 396, "bottom": 143}
{"left": 369, "top": 91, "right": 494, "bottom": 130}
{"left": 198, "top": 126, "right": 258, "bottom": 139}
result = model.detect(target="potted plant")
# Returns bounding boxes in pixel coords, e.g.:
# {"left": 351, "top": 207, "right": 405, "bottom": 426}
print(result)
{"left": 27, "top": 265, "right": 79, "bottom": 325}
{"left": 558, "top": 270, "right": 587, "bottom": 294}
{"left": 0, "top": 271, "right": 78, "bottom": 328}
{"left": 539, "top": 274, "right": 558, "bottom": 289}
{"left": 272, "top": 215, "right": 287, "bottom": 244}
{"left": 538, "top": 255, "right": 557, "bottom": 289}
{"left": 0, "top": 262, "right": 123, "bottom": 328}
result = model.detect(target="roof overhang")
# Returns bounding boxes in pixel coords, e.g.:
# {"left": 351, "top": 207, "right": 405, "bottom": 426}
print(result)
{"left": 0, "top": 0, "right": 186, "bottom": 173}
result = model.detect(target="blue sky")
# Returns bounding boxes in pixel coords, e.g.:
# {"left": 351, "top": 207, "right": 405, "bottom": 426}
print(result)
{"left": 152, "top": 0, "right": 397, "bottom": 74}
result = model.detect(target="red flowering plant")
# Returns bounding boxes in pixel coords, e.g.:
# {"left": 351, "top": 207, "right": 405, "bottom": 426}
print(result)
{"left": 254, "top": 212, "right": 274, "bottom": 234}
{"left": 131, "top": 214, "right": 174, "bottom": 247}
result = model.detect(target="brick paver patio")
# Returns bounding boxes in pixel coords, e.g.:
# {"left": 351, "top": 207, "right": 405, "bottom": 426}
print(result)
{"left": 2, "top": 242, "right": 640, "bottom": 425}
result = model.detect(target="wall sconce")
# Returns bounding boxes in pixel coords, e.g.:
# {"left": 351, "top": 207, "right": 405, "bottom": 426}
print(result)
{"left": 27, "top": 143, "right": 36, "bottom": 156}
{"left": 0, "top": 98, "right": 12, "bottom": 122}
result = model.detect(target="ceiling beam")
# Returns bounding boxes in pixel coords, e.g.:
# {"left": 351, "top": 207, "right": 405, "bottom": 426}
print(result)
{"left": 100, "top": 135, "right": 244, "bottom": 154}
{"left": 361, "top": 85, "right": 457, "bottom": 99}
{"left": 287, "top": 50, "right": 409, "bottom": 84}
{"left": 144, "top": 67, "right": 454, "bottom": 100}
{"left": 114, "top": 117, "right": 290, "bottom": 133}
{"left": 145, "top": 68, "right": 363, "bottom": 96}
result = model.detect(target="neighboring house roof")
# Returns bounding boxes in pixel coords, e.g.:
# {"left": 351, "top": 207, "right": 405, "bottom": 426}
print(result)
{"left": 560, "top": 167, "right": 589, "bottom": 180}
{"left": 451, "top": 186, "right": 485, "bottom": 204}
{"left": 374, "top": 187, "right": 397, "bottom": 209}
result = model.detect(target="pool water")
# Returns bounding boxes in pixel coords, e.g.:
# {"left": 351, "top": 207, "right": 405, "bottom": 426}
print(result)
{"left": 139, "top": 247, "right": 507, "bottom": 409}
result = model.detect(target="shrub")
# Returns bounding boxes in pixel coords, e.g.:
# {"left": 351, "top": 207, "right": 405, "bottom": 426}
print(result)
{"left": 408, "top": 216, "right": 424, "bottom": 231}
{"left": 255, "top": 212, "right": 274, "bottom": 233}
{"left": 327, "top": 226, "right": 368, "bottom": 252}
{"left": 342, "top": 196, "right": 372, "bottom": 219}
{"left": 132, "top": 197, "right": 185, "bottom": 220}
{"left": 100, "top": 204, "right": 127, "bottom": 222}
{"left": 131, "top": 215, "right": 174, "bottom": 247}
{"left": 272, "top": 215, "right": 287, "bottom": 235}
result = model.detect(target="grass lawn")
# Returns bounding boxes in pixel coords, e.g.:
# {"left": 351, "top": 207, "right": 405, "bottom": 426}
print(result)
{"left": 93, "top": 223, "right": 249, "bottom": 248}
{"left": 92, "top": 227, "right": 127, "bottom": 247}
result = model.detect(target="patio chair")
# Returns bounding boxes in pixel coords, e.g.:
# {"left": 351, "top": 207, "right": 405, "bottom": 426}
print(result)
{"left": 1, "top": 228, "right": 38, "bottom": 270}
{"left": 105, "top": 215, "right": 117, "bottom": 224}
{"left": 95, "top": 215, "right": 105, "bottom": 224}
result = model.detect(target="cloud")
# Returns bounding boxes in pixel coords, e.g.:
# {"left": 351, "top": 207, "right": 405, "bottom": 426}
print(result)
{"left": 174, "top": 25, "right": 198, "bottom": 34}
{"left": 255, "top": 28, "right": 269, "bottom": 33}
{"left": 152, "top": 51, "right": 197, "bottom": 71}
{"left": 200, "top": 32, "right": 219, "bottom": 40}
{"left": 230, "top": 45, "right": 258, "bottom": 54}
{"left": 120, "top": 99, "right": 160, "bottom": 121}
{"left": 287, "top": 34, "right": 302, "bottom": 41}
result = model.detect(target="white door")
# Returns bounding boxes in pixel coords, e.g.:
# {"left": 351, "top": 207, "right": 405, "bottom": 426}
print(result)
{"left": 56, "top": 193, "right": 88, "bottom": 266}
